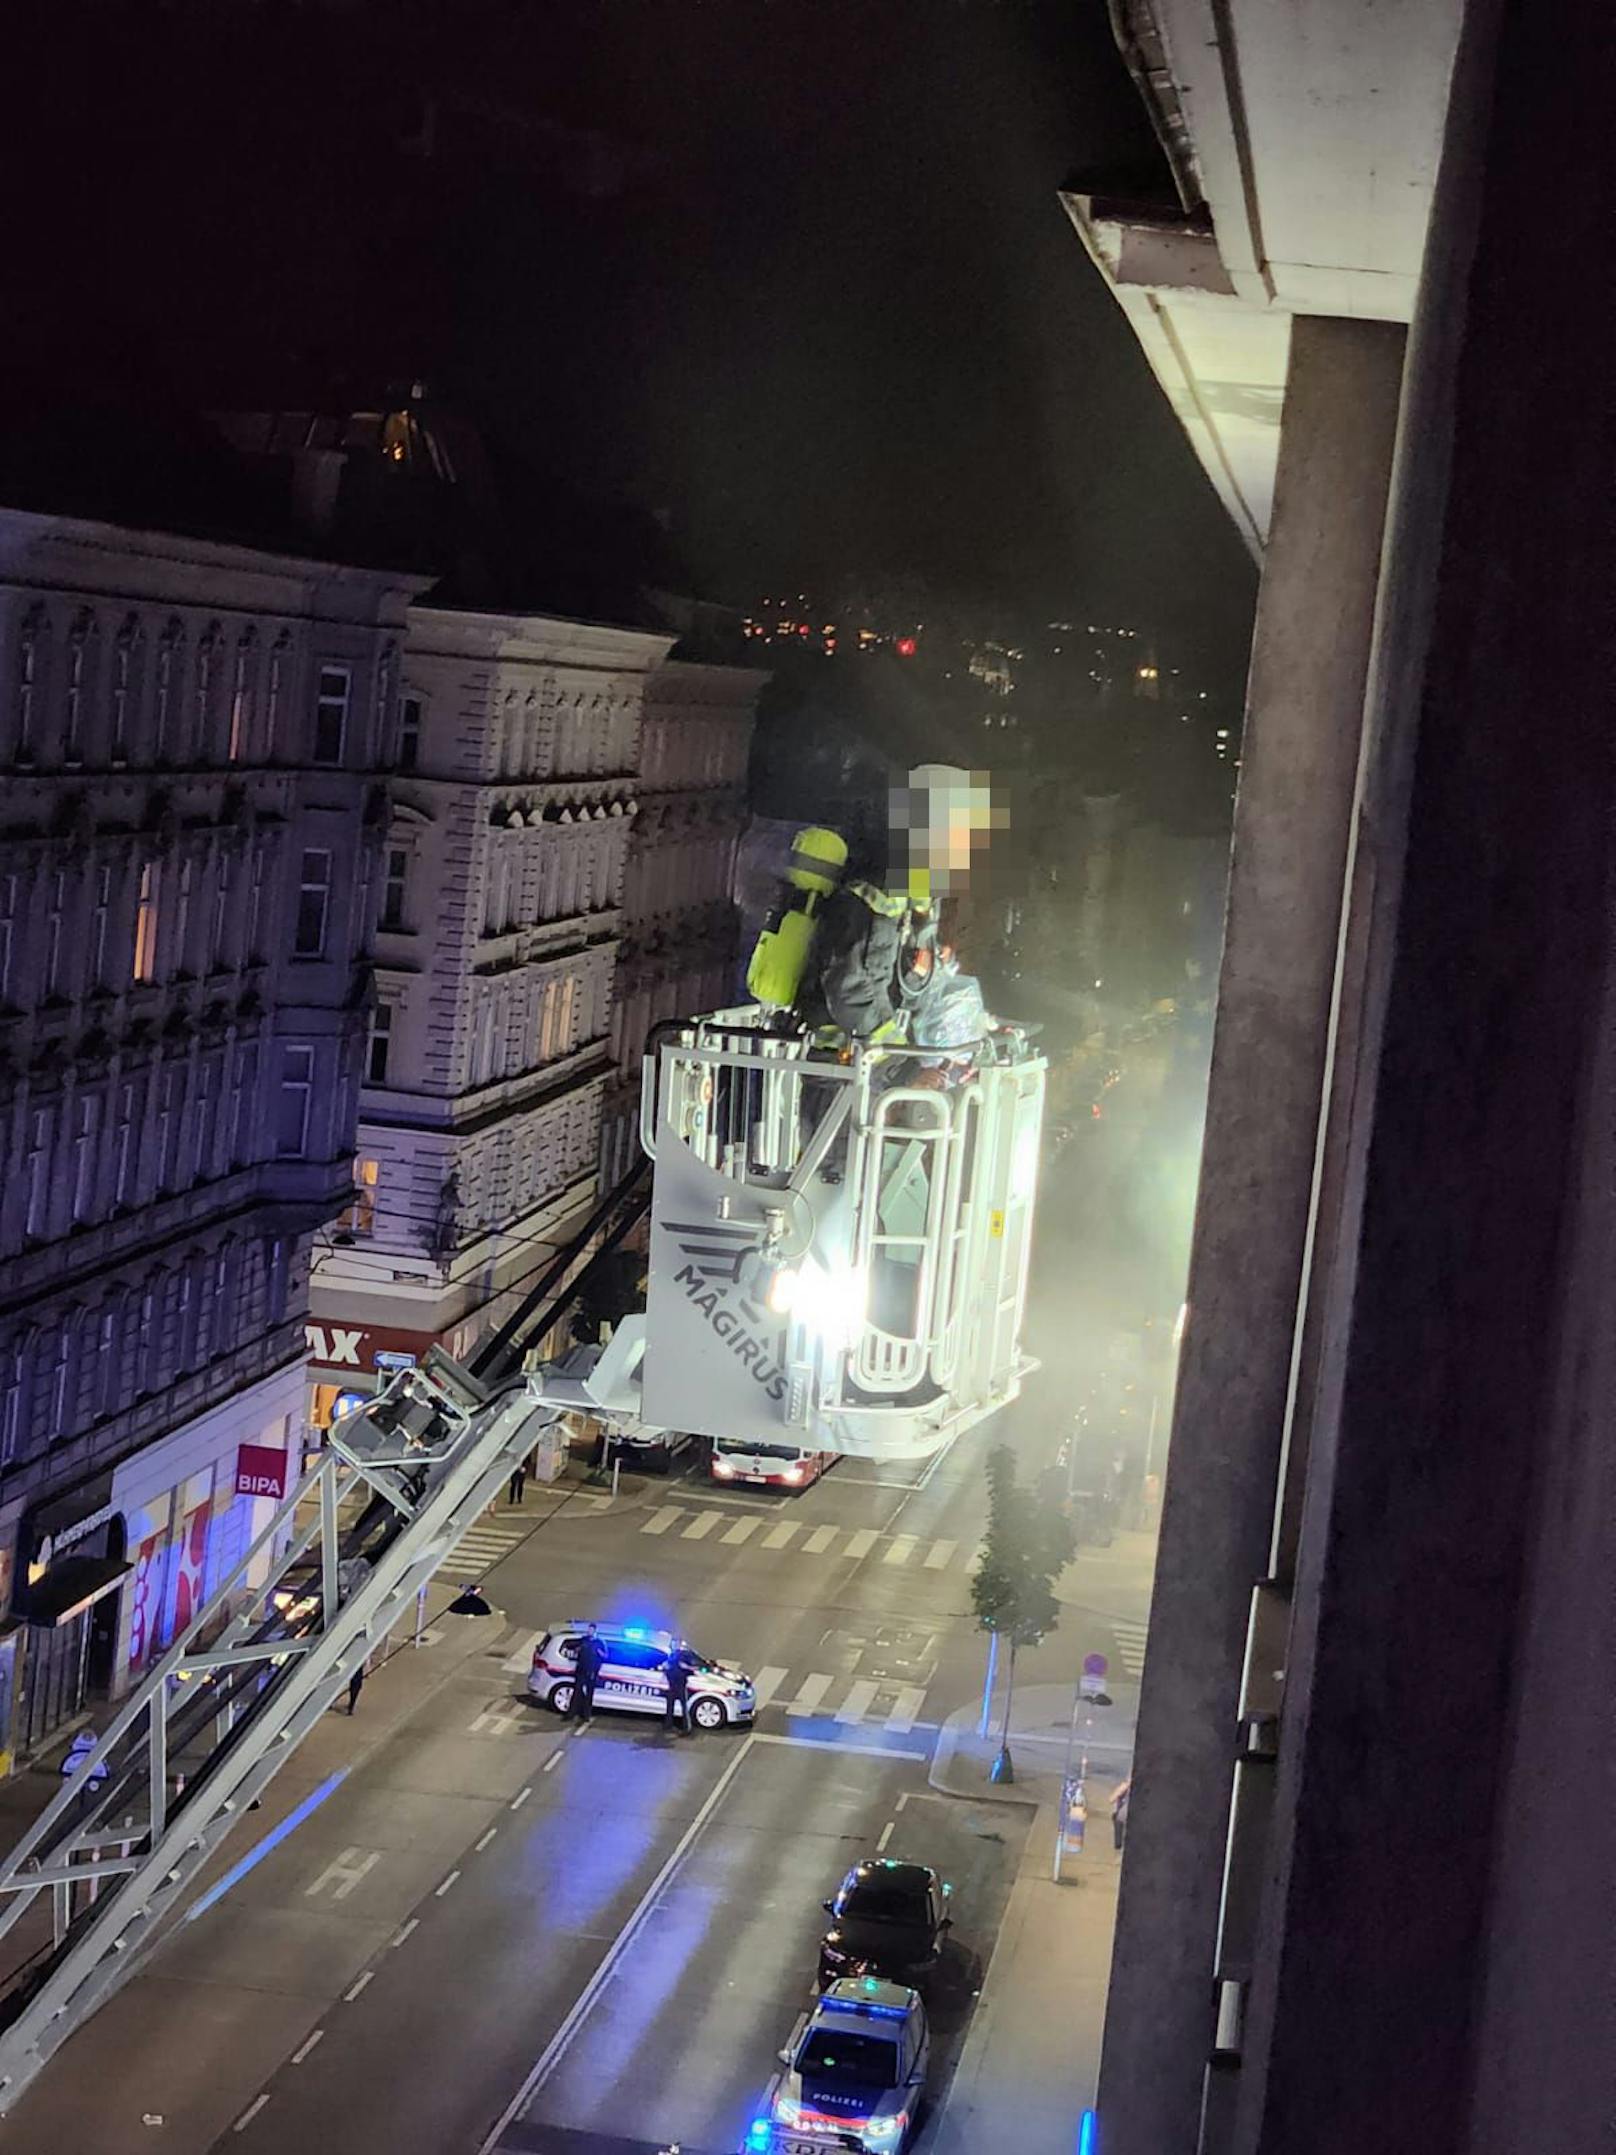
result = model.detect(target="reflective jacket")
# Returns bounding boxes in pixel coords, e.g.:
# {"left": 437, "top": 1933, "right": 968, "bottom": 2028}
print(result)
{"left": 807, "top": 880, "right": 938, "bottom": 1041}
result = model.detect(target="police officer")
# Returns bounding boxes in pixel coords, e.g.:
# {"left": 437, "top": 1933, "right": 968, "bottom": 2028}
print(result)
{"left": 571, "top": 1623, "right": 603, "bottom": 1724}
{"left": 663, "top": 1642, "right": 695, "bottom": 1736}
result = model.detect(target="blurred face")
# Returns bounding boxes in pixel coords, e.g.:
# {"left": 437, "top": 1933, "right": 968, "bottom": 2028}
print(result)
{"left": 887, "top": 769, "right": 1003, "bottom": 897}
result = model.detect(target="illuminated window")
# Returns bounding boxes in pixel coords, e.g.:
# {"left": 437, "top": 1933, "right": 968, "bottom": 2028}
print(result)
{"left": 338, "top": 1156, "right": 380, "bottom": 1236}
{"left": 133, "top": 862, "right": 160, "bottom": 983}
{"left": 313, "top": 665, "right": 351, "bottom": 764}
{"left": 294, "top": 848, "right": 332, "bottom": 957}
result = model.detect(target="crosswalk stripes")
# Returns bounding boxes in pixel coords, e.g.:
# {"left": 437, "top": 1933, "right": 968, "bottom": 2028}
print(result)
{"left": 786, "top": 1672, "right": 834, "bottom": 1716}
{"left": 1111, "top": 1619, "right": 1150, "bottom": 1676}
{"left": 749, "top": 1668, "right": 938, "bottom": 1737}
{"left": 750, "top": 1666, "right": 790, "bottom": 1708}
{"left": 885, "top": 1685, "right": 927, "bottom": 1735}
{"left": 440, "top": 1518, "right": 530, "bottom": 1580}
{"left": 835, "top": 1681, "right": 879, "bottom": 1725}
{"left": 638, "top": 1505, "right": 968, "bottom": 1574}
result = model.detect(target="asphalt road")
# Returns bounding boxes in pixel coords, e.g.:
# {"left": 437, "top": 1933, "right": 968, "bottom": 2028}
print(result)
{"left": 4, "top": 1143, "right": 1163, "bottom": 2155}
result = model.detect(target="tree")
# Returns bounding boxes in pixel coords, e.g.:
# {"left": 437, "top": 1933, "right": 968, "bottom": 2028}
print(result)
{"left": 970, "top": 1444, "right": 1077, "bottom": 1783}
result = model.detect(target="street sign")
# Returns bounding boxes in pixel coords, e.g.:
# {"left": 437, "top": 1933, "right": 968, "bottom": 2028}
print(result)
{"left": 1080, "top": 1652, "right": 1110, "bottom": 1702}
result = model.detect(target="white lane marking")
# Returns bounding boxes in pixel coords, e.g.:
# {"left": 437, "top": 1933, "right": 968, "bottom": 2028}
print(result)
{"left": 475, "top": 1827, "right": 498, "bottom": 1852}
{"left": 234, "top": 2095, "right": 270, "bottom": 2133}
{"left": 876, "top": 1822, "right": 895, "bottom": 1853}
{"left": 476, "top": 1735, "right": 758, "bottom": 2148}
{"left": 786, "top": 1672, "right": 834, "bottom": 1716}
{"left": 435, "top": 1870, "right": 461, "bottom": 1897}
{"left": 721, "top": 1516, "right": 761, "bottom": 1546}
{"left": 681, "top": 1511, "right": 721, "bottom": 1541}
{"left": 924, "top": 1540, "right": 958, "bottom": 1570}
{"left": 291, "top": 2029, "right": 325, "bottom": 2065}
{"left": 344, "top": 1971, "right": 374, "bottom": 2003}
{"left": 750, "top": 1666, "right": 789, "bottom": 1709}
{"left": 468, "top": 1704, "right": 527, "bottom": 1737}
{"left": 390, "top": 1918, "right": 419, "bottom": 1948}
{"left": 642, "top": 1507, "right": 683, "bottom": 1536}
{"left": 844, "top": 1529, "right": 880, "bottom": 1560}
{"left": 886, "top": 1686, "right": 928, "bottom": 1735}
{"left": 835, "top": 1681, "right": 879, "bottom": 1725}
{"left": 510, "top": 1784, "right": 534, "bottom": 1810}
{"left": 762, "top": 1522, "right": 800, "bottom": 1550}
{"left": 754, "top": 1731, "right": 920, "bottom": 1762}
{"left": 884, "top": 1536, "right": 918, "bottom": 1566}
{"left": 542, "top": 1749, "right": 564, "bottom": 1775}
{"left": 500, "top": 1629, "right": 543, "bottom": 1675}
{"left": 895, "top": 1792, "right": 912, "bottom": 1811}
{"left": 304, "top": 1848, "right": 380, "bottom": 1902}
{"left": 803, "top": 1526, "right": 838, "bottom": 1554}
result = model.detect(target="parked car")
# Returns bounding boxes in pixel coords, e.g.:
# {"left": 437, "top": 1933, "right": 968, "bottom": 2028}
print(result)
{"left": 527, "top": 1620, "right": 755, "bottom": 1730}
{"left": 817, "top": 1859, "right": 952, "bottom": 1990}
{"left": 711, "top": 1439, "right": 837, "bottom": 1491}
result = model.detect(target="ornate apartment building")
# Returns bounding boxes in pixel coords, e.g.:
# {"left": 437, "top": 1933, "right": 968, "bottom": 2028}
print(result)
{"left": 305, "top": 609, "right": 675, "bottom": 1411}
{"left": 0, "top": 508, "right": 423, "bottom": 1762}
{"left": 598, "top": 660, "right": 761, "bottom": 1189}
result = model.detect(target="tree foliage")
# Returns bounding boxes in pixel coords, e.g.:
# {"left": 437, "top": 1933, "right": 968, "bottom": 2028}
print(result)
{"left": 970, "top": 1444, "right": 1076, "bottom": 1649}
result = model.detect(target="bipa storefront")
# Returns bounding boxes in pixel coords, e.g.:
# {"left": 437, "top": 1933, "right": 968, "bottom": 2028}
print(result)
{"left": 110, "top": 1360, "right": 302, "bottom": 1698}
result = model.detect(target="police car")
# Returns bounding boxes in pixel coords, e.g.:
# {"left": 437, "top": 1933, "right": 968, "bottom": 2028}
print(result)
{"left": 747, "top": 1976, "right": 929, "bottom": 2153}
{"left": 527, "top": 1621, "right": 757, "bottom": 1730}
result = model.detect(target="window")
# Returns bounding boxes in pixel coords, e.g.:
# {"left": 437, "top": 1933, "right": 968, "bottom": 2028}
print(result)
{"left": 313, "top": 665, "right": 351, "bottom": 764}
{"left": 194, "top": 623, "right": 221, "bottom": 760}
{"left": 398, "top": 695, "right": 422, "bottom": 772}
{"left": 230, "top": 1045, "right": 257, "bottom": 1165}
{"left": 339, "top": 1156, "right": 380, "bottom": 1236}
{"left": 245, "top": 848, "right": 265, "bottom": 958}
{"left": 267, "top": 1236, "right": 289, "bottom": 1322}
{"left": 366, "top": 1002, "right": 394, "bottom": 1086}
{"left": 264, "top": 632, "right": 289, "bottom": 759}
{"left": 0, "top": 1340, "right": 21, "bottom": 1466}
{"left": 24, "top": 1108, "right": 55, "bottom": 1239}
{"left": 294, "top": 848, "right": 332, "bottom": 957}
{"left": 70, "top": 1094, "right": 101, "bottom": 1222}
{"left": 42, "top": 870, "right": 66, "bottom": 1000}
{"left": 63, "top": 612, "right": 92, "bottom": 763}
{"left": 41, "top": 1323, "right": 73, "bottom": 1443}
{"left": 209, "top": 855, "right": 231, "bottom": 971}
{"left": 483, "top": 844, "right": 512, "bottom": 935}
{"left": 133, "top": 862, "right": 160, "bottom": 983}
{"left": 112, "top": 1079, "right": 139, "bottom": 1208}
{"left": 275, "top": 1045, "right": 314, "bottom": 1157}
{"left": 111, "top": 616, "right": 140, "bottom": 764}
{"left": 380, "top": 847, "right": 409, "bottom": 931}
{"left": 14, "top": 604, "right": 44, "bottom": 762}
{"left": 192, "top": 1057, "right": 216, "bottom": 1181}
{"left": 90, "top": 865, "right": 112, "bottom": 988}
{"left": 0, "top": 874, "right": 14, "bottom": 1003}
{"left": 471, "top": 993, "right": 497, "bottom": 1086}
{"left": 94, "top": 1299, "right": 121, "bottom": 1417}
{"left": 228, "top": 629, "right": 255, "bottom": 762}
{"left": 156, "top": 1066, "right": 184, "bottom": 1191}
{"left": 153, "top": 619, "right": 183, "bottom": 761}
{"left": 172, "top": 856, "right": 194, "bottom": 975}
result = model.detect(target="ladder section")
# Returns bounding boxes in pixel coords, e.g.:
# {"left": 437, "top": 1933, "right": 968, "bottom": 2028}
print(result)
{"left": 0, "top": 1353, "right": 557, "bottom": 2117}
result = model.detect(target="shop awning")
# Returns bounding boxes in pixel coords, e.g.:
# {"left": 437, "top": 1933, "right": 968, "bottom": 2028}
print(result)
{"left": 22, "top": 1557, "right": 131, "bottom": 1629}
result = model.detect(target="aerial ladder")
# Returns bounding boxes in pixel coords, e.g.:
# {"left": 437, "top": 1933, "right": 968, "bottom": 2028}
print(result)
{"left": 0, "top": 1001, "right": 1043, "bottom": 2112}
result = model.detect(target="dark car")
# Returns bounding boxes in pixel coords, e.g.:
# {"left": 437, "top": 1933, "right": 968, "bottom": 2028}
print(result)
{"left": 817, "top": 1858, "right": 952, "bottom": 1991}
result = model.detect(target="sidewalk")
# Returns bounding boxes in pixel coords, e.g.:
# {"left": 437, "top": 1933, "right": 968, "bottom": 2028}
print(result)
{"left": 924, "top": 1681, "right": 1138, "bottom": 2155}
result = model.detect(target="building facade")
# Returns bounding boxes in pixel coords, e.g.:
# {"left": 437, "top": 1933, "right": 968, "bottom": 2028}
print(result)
{"left": 0, "top": 508, "right": 422, "bottom": 1762}
{"left": 306, "top": 609, "right": 674, "bottom": 1408}
{"left": 599, "top": 660, "right": 760, "bottom": 1190}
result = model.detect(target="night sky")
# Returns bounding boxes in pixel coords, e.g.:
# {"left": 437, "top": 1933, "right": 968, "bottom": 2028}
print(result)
{"left": 9, "top": 0, "right": 1254, "bottom": 672}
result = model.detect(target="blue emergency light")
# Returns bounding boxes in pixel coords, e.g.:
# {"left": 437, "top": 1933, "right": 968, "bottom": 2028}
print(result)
{"left": 1079, "top": 2108, "right": 1098, "bottom": 2155}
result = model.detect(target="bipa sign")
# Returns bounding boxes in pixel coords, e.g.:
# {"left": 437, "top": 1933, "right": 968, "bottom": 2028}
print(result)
{"left": 235, "top": 1445, "right": 290, "bottom": 1501}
